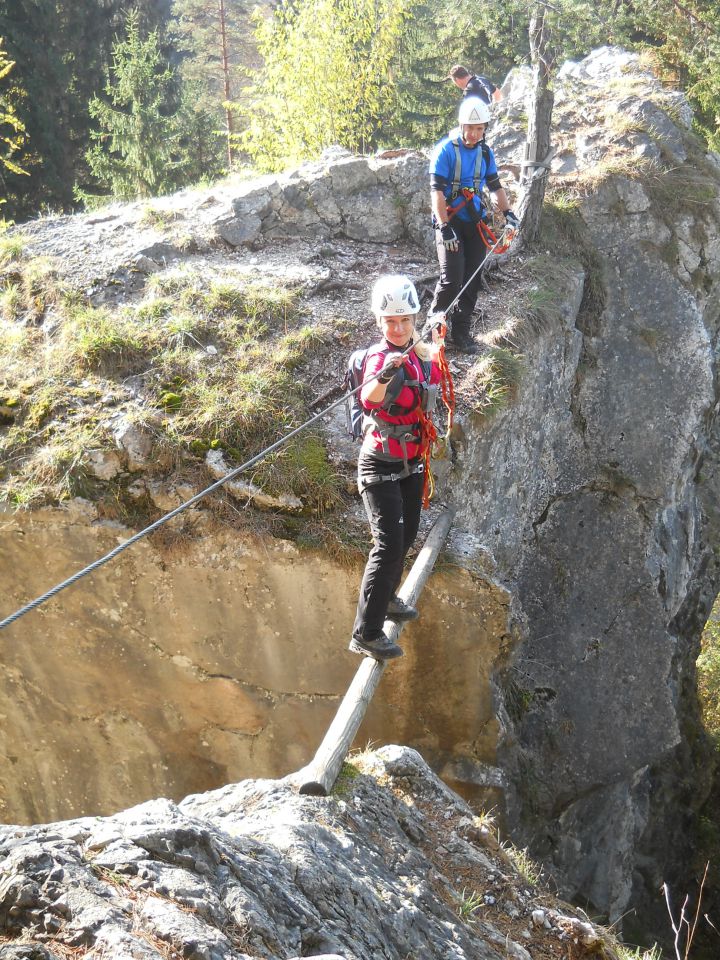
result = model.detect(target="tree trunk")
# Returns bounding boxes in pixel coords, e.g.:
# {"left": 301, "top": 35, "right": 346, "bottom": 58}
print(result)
{"left": 518, "top": 4, "right": 554, "bottom": 246}
{"left": 218, "top": 0, "right": 234, "bottom": 168}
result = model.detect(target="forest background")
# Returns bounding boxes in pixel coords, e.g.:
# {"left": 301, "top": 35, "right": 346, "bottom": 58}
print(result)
{"left": 1, "top": 0, "right": 720, "bottom": 837}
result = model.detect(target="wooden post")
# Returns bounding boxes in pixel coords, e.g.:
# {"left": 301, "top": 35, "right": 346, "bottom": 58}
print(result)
{"left": 298, "top": 507, "right": 456, "bottom": 796}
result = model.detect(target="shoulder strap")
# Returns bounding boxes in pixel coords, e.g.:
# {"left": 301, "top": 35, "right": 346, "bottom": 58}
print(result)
{"left": 451, "top": 139, "right": 462, "bottom": 196}
{"left": 451, "top": 138, "right": 489, "bottom": 196}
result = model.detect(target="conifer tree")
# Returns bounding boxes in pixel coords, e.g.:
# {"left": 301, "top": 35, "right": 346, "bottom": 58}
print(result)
{"left": 171, "top": 0, "right": 253, "bottom": 170}
{"left": 85, "top": 9, "right": 181, "bottom": 200}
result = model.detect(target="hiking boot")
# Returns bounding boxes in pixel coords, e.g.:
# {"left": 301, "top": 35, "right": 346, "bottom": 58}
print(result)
{"left": 446, "top": 334, "right": 479, "bottom": 355}
{"left": 387, "top": 596, "right": 419, "bottom": 621}
{"left": 348, "top": 633, "right": 404, "bottom": 661}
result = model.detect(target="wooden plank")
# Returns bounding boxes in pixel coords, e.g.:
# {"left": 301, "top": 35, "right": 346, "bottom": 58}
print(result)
{"left": 298, "top": 507, "right": 456, "bottom": 796}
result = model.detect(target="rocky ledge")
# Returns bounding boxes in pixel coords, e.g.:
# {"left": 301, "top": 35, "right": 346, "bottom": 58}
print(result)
{"left": 0, "top": 747, "right": 619, "bottom": 960}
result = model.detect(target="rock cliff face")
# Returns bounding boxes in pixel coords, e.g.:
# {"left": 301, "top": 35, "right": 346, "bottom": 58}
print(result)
{"left": 456, "top": 48, "right": 720, "bottom": 932}
{"left": 2, "top": 45, "right": 719, "bottom": 945}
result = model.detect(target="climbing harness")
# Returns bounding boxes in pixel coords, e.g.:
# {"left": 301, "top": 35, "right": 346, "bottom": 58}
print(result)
{"left": 450, "top": 138, "right": 491, "bottom": 200}
{"left": 353, "top": 347, "right": 438, "bottom": 493}
{"left": 446, "top": 186, "right": 516, "bottom": 254}
{"left": 440, "top": 134, "right": 517, "bottom": 254}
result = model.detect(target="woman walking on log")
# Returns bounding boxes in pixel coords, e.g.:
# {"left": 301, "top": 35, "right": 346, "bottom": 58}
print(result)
{"left": 349, "top": 275, "right": 443, "bottom": 661}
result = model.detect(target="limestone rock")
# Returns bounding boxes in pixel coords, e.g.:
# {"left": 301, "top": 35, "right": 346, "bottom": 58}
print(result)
{"left": 112, "top": 418, "right": 155, "bottom": 472}
{"left": 459, "top": 44, "right": 720, "bottom": 939}
{"left": 205, "top": 448, "right": 303, "bottom": 512}
{"left": 0, "top": 747, "right": 617, "bottom": 960}
{"left": 85, "top": 448, "right": 123, "bottom": 481}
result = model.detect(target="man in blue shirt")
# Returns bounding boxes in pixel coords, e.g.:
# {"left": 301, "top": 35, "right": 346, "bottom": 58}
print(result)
{"left": 428, "top": 97, "right": 518, "bottom": 354}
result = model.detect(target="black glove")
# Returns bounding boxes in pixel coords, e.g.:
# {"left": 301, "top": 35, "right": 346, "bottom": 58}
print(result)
{"left": 439, "top": 222, "right": 459, "bottom": 252}
{"left": 504, "top": 209, "right": 519, "bottom": 228}
{"left": 377, "top": 364, "right": 399, "bottom": 384}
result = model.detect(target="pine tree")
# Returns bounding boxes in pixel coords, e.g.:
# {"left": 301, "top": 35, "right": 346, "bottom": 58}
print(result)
{"left": 171, "top": 0, "right": 254, "bottom": 170}
{"left": 85, "top": 9, "right": 182, "bottom": 200}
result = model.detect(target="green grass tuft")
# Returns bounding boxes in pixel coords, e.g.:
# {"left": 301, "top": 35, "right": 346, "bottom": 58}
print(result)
{"left": 467, "top": 347, "right": 524, "bottom": 419}
{"left": 0, "top": 232, "right": 26, "bottom": 266}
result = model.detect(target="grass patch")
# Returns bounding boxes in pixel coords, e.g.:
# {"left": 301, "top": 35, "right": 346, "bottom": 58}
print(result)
{"left": 644, "top": 164, "right": 717, "bottom": 224}
{"left": 616, "top": 945, "right": 662, "bottom": 960}
{"left": 0, "top": 254, "right": 66, "bottom": 323}
{"left": 138, "top": 204, "right": 183, "bottom": 229}
{"left": 465, "top": 347, "right": 523, "bottom": 419}
{"left": 540, "top": 202, "right": 608, "bottom": 331}
{"left": 456, "top": 887, "right": 484, "bottom": 923}
{"left": 0, "top": 262, "right": 341, "bottom": 519}
{"left": 582, "top": 152, "right": 656, "bottom": 187}
{"left": 0, "top": 421, "right": 104, "bottom": 507}
{"left": 255, "top": 432, "right": 344, "bottom": 512}
{"left": 501, "top": 842, "right": 543, "bottom": 886}
{"left": 332, "top": 761, "right": 361, "bottom": 797}
{"left": 146, "top": 265, "right": 197, "bottom": 297}
{"left": 0, "top": 232, "right": 26, "bottom": 266}
{"left": 59, "top": 303, "right": 149, "bottom": 372}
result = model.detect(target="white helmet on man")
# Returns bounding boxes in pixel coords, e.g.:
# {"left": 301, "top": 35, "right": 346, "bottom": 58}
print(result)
{"left": 458, "top": 96, "right": 492, "bottom": 126}
{"left": 371, "top": 274, "right": 421, "bottom": 317}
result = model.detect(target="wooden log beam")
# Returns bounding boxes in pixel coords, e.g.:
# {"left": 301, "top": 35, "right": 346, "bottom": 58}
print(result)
{"left": 298, "top": 507, "right": 456, "bottom": 796}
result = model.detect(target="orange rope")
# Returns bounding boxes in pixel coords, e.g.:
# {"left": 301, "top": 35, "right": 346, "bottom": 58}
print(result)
{"left": 418, "top": 408, "right": 438, "bottom": 509}
{"left": 418, "top": 340, "right": 456, "bottom": 509}
{"left": 477, "top": 218, "right": 515, "bottom": 253}
{"left": 437, "top": 344, "right": 455, "bottom": 434}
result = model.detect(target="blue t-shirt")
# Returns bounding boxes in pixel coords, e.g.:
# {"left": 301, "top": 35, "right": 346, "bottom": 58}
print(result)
{"left": 428, "top": 136, "right": 498, "bottom": 222}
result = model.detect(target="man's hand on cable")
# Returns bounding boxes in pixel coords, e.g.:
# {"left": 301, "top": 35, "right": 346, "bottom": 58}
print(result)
{"left": 439, "top": 222, "right": 459, "bottom": 252}
{"left": 503, "top": 209, "right": 519, "bottom": 229}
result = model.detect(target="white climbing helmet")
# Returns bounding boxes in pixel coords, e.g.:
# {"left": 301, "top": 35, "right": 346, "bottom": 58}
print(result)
{"left": 371, "top": 274, "right": 421, "bottom": 317}
{"left": 458, "top": 96, "right": 492, "bottom": 126}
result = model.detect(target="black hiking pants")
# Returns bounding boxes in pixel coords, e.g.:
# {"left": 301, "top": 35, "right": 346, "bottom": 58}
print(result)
{"left": 429, "top": 218, "right": 487, "bottom": 339}
{"left": 352, "top": 455, "right": 424, "bottom": 643}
